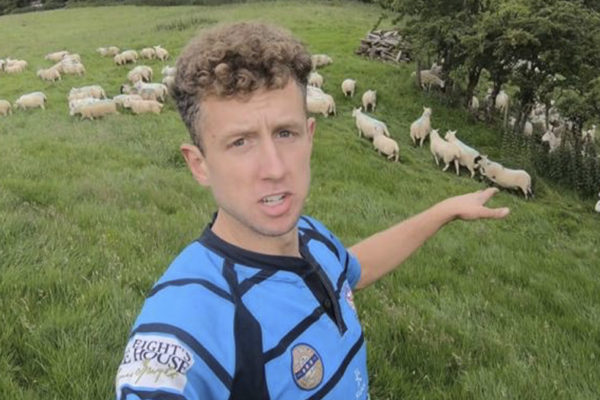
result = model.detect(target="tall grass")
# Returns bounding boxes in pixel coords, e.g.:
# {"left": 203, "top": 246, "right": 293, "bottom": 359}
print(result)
{"left": 1, "top": 2, "right": 599, "bottom": 399}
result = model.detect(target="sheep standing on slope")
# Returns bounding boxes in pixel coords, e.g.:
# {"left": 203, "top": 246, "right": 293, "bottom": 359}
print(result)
{"left": 77, "top": 100, "right": 118, "bottom": 120}
{"left": 308, "top": 71, "right": 323, "bottom": 88}
{"left": 341, "top": 79, "right": 356, "bottom": 97}
{"left": 45, "top": 51, "right": 70, "bottom": 62}
{"left": 307, "top": 90, "right": 335, "bottom": 117}
{"left": 311, "top": 54, "right": 332, "bottom": 69}
{"left": 469, "top": 96, "right": 479, "bottom": 113}
{"left": 140, "top": 47, "right": 156, "bottom": 59}
{"left": 418, "top": 70, "right": 445, "bottom": 91}
{"left": 125, "top": 99, "right": 163, "bottom": 114}
{"left": 495, "top": 90, "right": 509, "bottom": 123}
{"left": 352, "top": 107, "right": 390, "bottom": 139}
{"left": 373, "top": 131, "right": 400, "bottom": 162}
{"left": 0, "top": 99, "right": 12, "bottom": 116}
{"left": 410, "top": 107, "right": 432, "bottom": 147}
{"left": 444, "top": 130, "right": 480, "bottom": 178}
{"left": 429, "top": 129, "right": 461, "bottom": 175}
{"left": 477, "top": 155, "right": 533, "bottom": 199}
{"left": 595, "top": 192, "right": 600, "bottom": 213}
{"left": 114, "top": 50, "right": 138, "bottom": 65}
{"left": 15, "top": 92, "right": 47, "bottom": 110}
{"left": 97, "top": 46, "right": 120, "bottom": 57}
{"left": 362, "top": 90, "right": 377, "bottom": 112}
{"left": 541, "top": 129, "right": 561, "bottom": 152}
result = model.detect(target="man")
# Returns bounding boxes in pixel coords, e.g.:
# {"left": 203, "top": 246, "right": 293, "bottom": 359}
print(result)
{"left": 115, "top": 22, "right": 509, "bottom": 400}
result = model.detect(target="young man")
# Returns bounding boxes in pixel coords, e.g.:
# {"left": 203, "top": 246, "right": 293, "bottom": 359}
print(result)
{"left": 115, "top": 22, "right": 509, "bottom": 400}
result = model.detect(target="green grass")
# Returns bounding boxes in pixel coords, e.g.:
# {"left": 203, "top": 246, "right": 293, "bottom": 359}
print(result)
{"left": 1, "top": 2, "right": 599, "bottom": 399}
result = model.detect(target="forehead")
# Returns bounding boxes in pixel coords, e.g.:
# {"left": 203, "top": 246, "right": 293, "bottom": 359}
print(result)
{"left": 195, "top": 81, "right": 306, "bottom": 138}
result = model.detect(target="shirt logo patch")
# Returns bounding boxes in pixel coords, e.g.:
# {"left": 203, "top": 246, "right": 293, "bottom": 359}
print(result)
{"left": 343, "top": 282, "right": 357, "bottom": 313}
{"left": 116, "top": 334, "right": 194, "bottom": 393}
{"left": 291, "top": 343, "right": 323, "bottom": 390}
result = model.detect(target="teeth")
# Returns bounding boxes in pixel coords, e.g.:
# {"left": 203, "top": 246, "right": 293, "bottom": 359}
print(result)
{"left": 262, "top": 194, "right": 284, "bottom": 204}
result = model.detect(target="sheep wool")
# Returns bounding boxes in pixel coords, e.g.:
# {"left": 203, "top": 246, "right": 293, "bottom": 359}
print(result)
{"left": 429, "top": 129, "right": 461, "bottom": 175}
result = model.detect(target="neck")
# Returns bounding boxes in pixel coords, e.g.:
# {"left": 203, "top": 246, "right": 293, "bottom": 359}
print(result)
{"left": 210, "top": 211, "right": 300, "bottom": 257}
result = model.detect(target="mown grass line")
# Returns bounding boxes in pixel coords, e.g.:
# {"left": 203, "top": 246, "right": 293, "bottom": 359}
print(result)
{"left": 1, "top": 2, "right": 599, "bottom": 399}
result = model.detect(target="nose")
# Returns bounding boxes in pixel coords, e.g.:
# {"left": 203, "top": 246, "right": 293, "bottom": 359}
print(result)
{"left": 258, "top": 137, "right": 286, "bottom": 181}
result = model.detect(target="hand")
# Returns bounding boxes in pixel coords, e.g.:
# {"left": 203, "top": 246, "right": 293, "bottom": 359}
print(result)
{"left": 439, "top": 188, "right": 510, "bottom": 221}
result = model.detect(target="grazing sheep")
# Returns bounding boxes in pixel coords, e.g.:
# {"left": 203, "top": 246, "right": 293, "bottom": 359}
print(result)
{"left": 308, "top": 71, "right": 323, "bottom": 88}
{"left": 78, "top": 100, "right": 118, "bottom": 120}
{"left": 0, "top": 99, "right": 12, "bottom": 116}
{"left": 37, "top": 67, "right": 61, "bottom": 81}
{"left": 15, "top": 92, "right": 46, "bottom": 110}
{"left": 69, "top": 85, "right": 106, "bottom": 101}
{"left": 153, "top": 46, "right": 169, "bottom": 61}
{"left": 311, "top": 54, "right": 332, "bottom": 69}
{"left": 409, "top": 107, "right": 432, "bottom": 147}
{"left": 373, "top": 133, "right": 400, "bottom": 162}
{"left": 444, "top": 130, "right": 480, "bottom": 178}
{"left": 430, "top": 62, "right": 443, "bottom": 76}
{"left": 97, "top": 46, "right": 120, "bottom": 57}
{"left": 162, "top": 75, "right": 175, "bottom": 92}
{"left": 127, "top": 65, "right": 153, "bottom": 83}
{"left": 583, "top": 124, "right": 596, "bottom": 143}
{"left": 361, "top": 89, "right": 377, "bottom": 112}
{"left": 509, "top": 117, "right": 533, "bottom": 136}
{"left": 495, "top": 90, "right": 509, "bottom": 122}
{"left": 45, "top": 50, "right": 69, "bottom": 62}
{"left": 69, "top": 97, "right": 102, "bottom": 116}
{"left": 4, "top": 60, "right": 27, "bottom": 73}
{"left": 133, "top": 81, "right": 168, "bottom": 102}
{"left": 114, "top": 50, "right": 138, "bottom": 65}
{"left": 341, "top": 79, "right": 356, "bottom": 97}
{"left": 62, "top": 62, "right": 86, "bottom": 76}
{"left": 352, "top": 107, "right": 390, "bottom": 139}
{"left": 126, "top": 99, "right": 163, "bottom": 114}
{"left": 112, "top": 94, "right": 142, "bottom": 108}
{"left": 307, "top": 92, "right": 335, "bottom": 117}
{"left": 429, "top": 129, "right": 461, "bottom": 175}
{"left": 140, "top": 47, "right": 156, "bottom": 59}
{"left": 0, "top": 59, "right": 5, "bottom": 70}
{"left": 161, "top": 66, "right": 176, "bottom": 77}
{"left": 477, "top": 155, "right": 533, "bottom": 199}
{"left": 419, "top": 70, "right": 445, "bottom": 91}
{"left": 62, "top": 53, "right": 81, "bottom": 63}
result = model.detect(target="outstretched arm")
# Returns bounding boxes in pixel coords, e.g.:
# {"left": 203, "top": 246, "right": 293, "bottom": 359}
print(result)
{"left": 350, "top": 188, "right": 509, "bottom": 290}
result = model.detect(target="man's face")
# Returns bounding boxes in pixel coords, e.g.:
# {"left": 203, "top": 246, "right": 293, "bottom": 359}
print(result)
{"left": 181, "top": 80, "right": 315, "bottom": 248}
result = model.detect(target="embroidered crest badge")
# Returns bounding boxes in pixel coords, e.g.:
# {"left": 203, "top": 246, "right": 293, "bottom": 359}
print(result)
{"left": 291, "top": 343, "right": 323, "bottom": 390}
{"left": 343, "top": 282, "right": 357, "bottom": 313}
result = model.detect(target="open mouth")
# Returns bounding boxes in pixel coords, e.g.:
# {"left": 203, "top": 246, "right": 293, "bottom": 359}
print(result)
{"left": 261, "top": 193, "right": 287, "bottom": 205}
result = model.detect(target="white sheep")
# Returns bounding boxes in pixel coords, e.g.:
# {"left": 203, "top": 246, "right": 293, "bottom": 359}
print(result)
{"left": 62, "top": 53, "right": 81, "bottom": 63}
{"left": 352, "top": 107, "right": 390, "bottom": 139}
{"left": 508, "top": 117, "right": 533, "bottom": 136}
{"left": 69, "top": 85, "right": 106, "bottom": 101}
{"left": 429, "top": 129, "right": 461, "bottom": 175}
{"left": 361, "top": 90, "right": 377, "bottom": 112}
{"left": 307, "top": 92, "right": 335, "bottom": 117}
{"left": 4, "top": 60, "right": 27, "bottom": 73}
{"left": 595, "top": 192, "right": 600, "bottom": 213}
{"left": 153, "top": 46, "right": 169, "bottom": 61}
{"left": 37, "top": 67, "right": 61, "bottom": 81}
{"left": 114, "top": 50, "right": 138, "bottom": 65}
{"left": 15, "top": 92, "right": 46, "bottom": 110}
{"left": 419, "top": 70, "right": 445, "bottom": 91}
{"left": 0, "top": 99, "right": 12, "bottom": 116}
{"left": 161, "top": 66, "right": 176, "bottom": 77}
{"left": 373, "top": 132, "right": 399, "bottom": 162}
{"left": 541, "top": 129, "right": 561, "bottom": 152}
{"left": 477, "top": 155, "right": 533, "bottom": 199}
{"left": 140, "top": 47, "right": 156, "bottom": 59}
{"left": 133, "top": 81, "right": 168, "bottom": 102}
{"left": 469, "top": 96, "right": 479, "bottom": 112}
{"left": 409, "top": 107, "right": 432, "bottom": 147}
{"left": 162, "top": 75, "right": 175, "bottom": 92}
{"left": 341, "top": 79, "right": 356, "bottom": 97}
{"left": 127, "top": 65, "right": 153, "bottom": 83}
{"left": 126, "top": 99, "right": 163, "bottom": 114}
{"left": 444, "top": 130, "right": 480, "bottom": 178}
{"left": 45, "top": 50, "right": 69, "bottom": 62}
{"left": 61, "top": 62, "right": 86, "bottom": 76}
{"left": 69, "top": 97, "right": 102, "bottom": 116}
{"left": 495, "top": 90, "right": 509, "bottom": 121}
{"left": 583, "top": 124, "right": 596, "bottom": 143}
{"left": 311, "top": 54, "right": 332, "bottom": 69}
{"left": 112, "top": 94, "right": 142, "bottom": 108}
{"left": 78, "top": 100, "right": 118, "bottom": 120}
{"left": 97, "top": 46, "right": 120, "bottom": 57}
{"left": 308, "top": 71, "right": 323, "bottom": 88}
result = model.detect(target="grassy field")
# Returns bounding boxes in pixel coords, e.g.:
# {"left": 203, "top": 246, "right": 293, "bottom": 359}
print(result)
{"left": 1, "top": 1, "right": 599, "bottom": 399}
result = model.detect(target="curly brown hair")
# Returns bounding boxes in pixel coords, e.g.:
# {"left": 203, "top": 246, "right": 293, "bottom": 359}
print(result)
{"left": 172, "top": 22, "right": 313, "bottom": 150}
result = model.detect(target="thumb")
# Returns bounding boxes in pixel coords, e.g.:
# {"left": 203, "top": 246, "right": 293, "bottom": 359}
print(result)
{"left": 485, "top": 206, "right": 510, "bottom": 219}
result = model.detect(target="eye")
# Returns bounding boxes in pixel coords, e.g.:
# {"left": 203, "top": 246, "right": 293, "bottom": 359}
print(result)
{"left": 277, "top": 130, "right": 294, "bottom": 138}
{"left": 230, "top": 137, "right": 246, "bottom": 147}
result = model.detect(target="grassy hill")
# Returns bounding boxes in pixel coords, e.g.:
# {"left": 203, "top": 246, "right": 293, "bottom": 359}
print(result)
{"left": 1, "top": 2, "right": 599, "bottom": 399}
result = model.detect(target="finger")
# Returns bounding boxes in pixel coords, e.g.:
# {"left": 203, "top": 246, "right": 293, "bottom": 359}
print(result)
{"left": 485, "top": 206, "right": 510, "bottom": 219}
{"left": 479, "top": 187, "right": 500, "bottom": 202}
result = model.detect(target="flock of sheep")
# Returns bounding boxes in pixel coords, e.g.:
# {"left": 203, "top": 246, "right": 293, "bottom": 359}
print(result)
{"left": 308, "top": 54, "right": 534, "bottom": 200}
{"left": 0, "top": 45, "right": 174, "bottom": 119}
{"left": 1, "top": 48, "right": 598, "bottom": 209}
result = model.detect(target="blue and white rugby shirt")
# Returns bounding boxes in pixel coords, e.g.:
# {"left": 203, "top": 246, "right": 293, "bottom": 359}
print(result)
{"left": 115, "top": 215, "right": 368, "bottom": 400}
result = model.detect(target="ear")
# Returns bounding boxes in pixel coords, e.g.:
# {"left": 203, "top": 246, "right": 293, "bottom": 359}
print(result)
{"left": 180, "top": 143, "right": 210, "bottom": 187}
{"left": 307, "top": 117, "right": 316, "bottom": 143}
